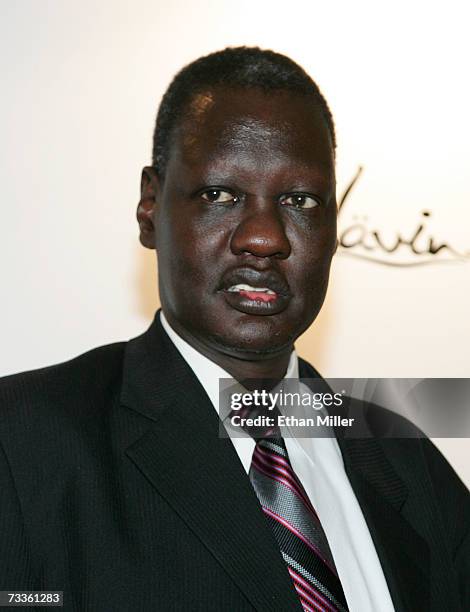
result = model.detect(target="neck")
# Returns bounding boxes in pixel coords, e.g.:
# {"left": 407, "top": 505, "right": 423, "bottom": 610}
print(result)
{"left": 163, "top": 313, "right": 293, "bottom": 382}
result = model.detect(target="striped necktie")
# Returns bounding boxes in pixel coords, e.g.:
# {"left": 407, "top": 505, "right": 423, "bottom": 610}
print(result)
{"left": 249, "top": 438, "right": 349, "bottom": 612}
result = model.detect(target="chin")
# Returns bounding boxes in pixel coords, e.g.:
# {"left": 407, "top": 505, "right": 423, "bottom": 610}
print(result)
{"left": 207, "top": 318, "right": 303, "bottom": 359}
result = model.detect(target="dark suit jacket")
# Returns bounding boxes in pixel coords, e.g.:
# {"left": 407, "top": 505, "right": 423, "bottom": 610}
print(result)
{"left": 0, "top": 314, "right": 468, "bottom": 611}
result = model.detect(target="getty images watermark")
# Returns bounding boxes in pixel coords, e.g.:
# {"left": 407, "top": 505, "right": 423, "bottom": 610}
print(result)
{"left": 229, "top": 388, "right": 353, "bottom": 429}
{"left": 218, "top": 378, "right": 470, "bottom": 439}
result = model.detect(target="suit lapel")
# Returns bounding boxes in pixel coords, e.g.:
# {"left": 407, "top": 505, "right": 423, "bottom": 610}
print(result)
{"left": 120, "top": 315, "right": 303, "bottom": 611}
{"left": 299, "top": 359, "right": 430, "bottom": 612}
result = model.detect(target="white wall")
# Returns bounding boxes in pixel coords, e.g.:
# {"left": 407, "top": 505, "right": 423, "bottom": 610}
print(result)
{"left": 1, "top": 0, "right": 469, "bottom": 484}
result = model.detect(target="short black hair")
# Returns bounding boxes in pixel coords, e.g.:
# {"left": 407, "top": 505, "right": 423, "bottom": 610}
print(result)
{"left": 152, "top": 46, "right": 336, "bottom": 178}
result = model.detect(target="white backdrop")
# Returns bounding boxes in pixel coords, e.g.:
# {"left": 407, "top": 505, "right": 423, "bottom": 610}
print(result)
{"left": 1, "top": 0, "right": 469, "bottom": 484}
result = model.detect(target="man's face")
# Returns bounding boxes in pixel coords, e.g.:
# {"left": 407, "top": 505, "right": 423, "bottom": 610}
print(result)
{"left": 141, "top": 87, "right": 337, "bottom": 359}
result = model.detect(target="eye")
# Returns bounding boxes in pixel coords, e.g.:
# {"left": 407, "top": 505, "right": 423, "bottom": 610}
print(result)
{"left": 200, "top": 188, "right": 239, "bottom": 205}
{"left": 280, "top": 193, "right": 319, "bottom": 209}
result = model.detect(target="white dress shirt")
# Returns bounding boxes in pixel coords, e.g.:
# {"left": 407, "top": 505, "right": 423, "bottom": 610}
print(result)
{"left": 160, "top": 312, "right": 395, "bottom": 612}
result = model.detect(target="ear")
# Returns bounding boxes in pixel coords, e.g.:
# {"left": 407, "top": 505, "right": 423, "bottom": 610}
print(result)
{"left": 137, "top": 166, "right": 161, "bottom": 250}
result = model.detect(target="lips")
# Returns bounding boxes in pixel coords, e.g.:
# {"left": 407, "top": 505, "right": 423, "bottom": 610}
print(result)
{"left": 219, "top": 268, "right": 291, "bottom": 315}
{"left": 227, "top": 284, "right": 277, "bottom": 303}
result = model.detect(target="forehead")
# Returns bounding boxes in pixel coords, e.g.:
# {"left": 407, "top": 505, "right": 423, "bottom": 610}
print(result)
{"left": 168, "top": 87, "right": 334, "bottom": 176}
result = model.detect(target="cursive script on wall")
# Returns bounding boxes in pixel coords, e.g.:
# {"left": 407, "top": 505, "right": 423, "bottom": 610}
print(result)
{"left": 337, "top": 167, "right": 470, "bottom": 267}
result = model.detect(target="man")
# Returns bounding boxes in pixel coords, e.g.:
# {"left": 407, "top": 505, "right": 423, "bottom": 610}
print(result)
{"left": 0, "top": 47, "right": 468, "bottom": 611}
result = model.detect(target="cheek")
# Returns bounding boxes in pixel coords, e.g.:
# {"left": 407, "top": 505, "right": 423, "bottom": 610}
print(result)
{"left": 157, "top": 209, "right": 229, "bottom": 288}
{"left": 285, "top": 231, "right": 336, "bottom": 314}
{"left": 295, "top": 267, "right": 331, "bottom": 313}
{"left": 288, "top": 224, "right": 336, "bottom": 279}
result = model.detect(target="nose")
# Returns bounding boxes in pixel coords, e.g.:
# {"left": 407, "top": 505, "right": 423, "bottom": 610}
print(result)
{"left": 230, "top": 198, "right": 291, "bottom": 260}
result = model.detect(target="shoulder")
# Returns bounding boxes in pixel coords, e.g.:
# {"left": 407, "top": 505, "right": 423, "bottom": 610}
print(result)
{"left": 0, "top": 341, "right": 131, "bottom": 496}
{"left": 0, "top": 341, "right": 126, "bottom": 423}
{"left": 389, "top": 436, "right": 469, "bottom": 586}
{"left": 297, "top": 359, "right": 469, "bottom": 542}
{"left": 0, "top": 341, "right": 133, "bottom": 543}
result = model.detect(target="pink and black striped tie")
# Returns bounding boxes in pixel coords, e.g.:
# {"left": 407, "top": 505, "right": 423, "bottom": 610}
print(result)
{"left": 249, "top": 438, "right": 349, "bottom": 612}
